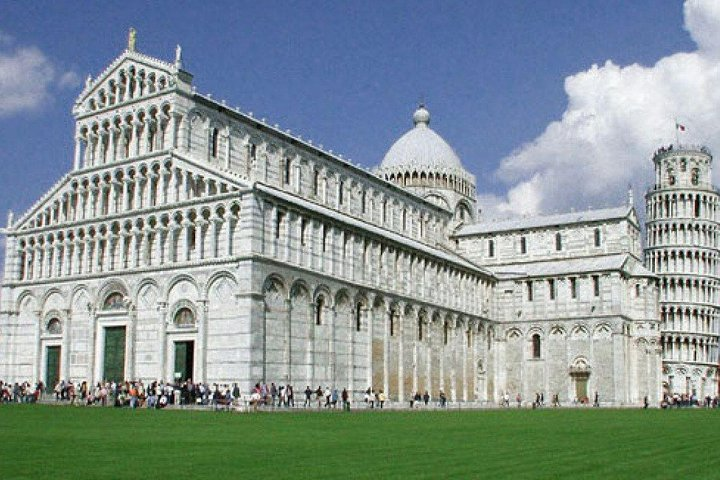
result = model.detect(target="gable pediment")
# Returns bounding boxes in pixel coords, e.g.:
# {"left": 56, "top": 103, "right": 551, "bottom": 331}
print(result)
{"left": 73, "top": 50, "right": 191, "bottom": 117}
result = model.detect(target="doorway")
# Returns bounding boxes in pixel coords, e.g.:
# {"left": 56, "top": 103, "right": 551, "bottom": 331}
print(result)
{"left": 45, "top": 346, "right": 60, "bottom": 388}
{"left": 103, "top": 326, "right": 126, "bottom": 382}
{"left": 573, "top": 374, "right": 589, "bottom": 402}
{"left": 174, "top": 341, "right": 194, "bottom": 382}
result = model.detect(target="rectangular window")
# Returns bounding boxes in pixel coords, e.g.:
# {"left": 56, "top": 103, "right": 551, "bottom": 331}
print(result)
{"left": 300, "top": 219, "right": 307, "bottom": 246}
{"left": 526, "top": 280, "right": 534, "bottom": 301}
{"left": 555, "top": 233, "right": 563, "bottom": 251}
{"left": 211, "top": 128, "right": 219, "bottom": 158}
{"left": 361, "top": 191, "right": 366, "bottom": 214}
{"left": 635, "top": 284, "right": 641, "bottom": 297}
{"left": 283, "top": 158, "right": 291, "bottom": 185}
{"left": 274, "top": 211, "right": 284, "bottom": 239}
{"left": 594, "top": 228, "right": 601, "bottom": 247}
{"left": 548, "top": 279, "right": 556, "bottom": 300}
{"left": 313, "top": 170, "right": 319, "bottom": 196}
{"left": 592, "top": 275, "right": 600, "bottom": 297}
{"left": 520, "top": 236, "right": 527, "bottom": 254}
{"left": 338, "top": 181, "right": 344, "bottom": 205}
{"left": 488, "top": 239, "right": 495, "bottom": 257}
{"left": 322, "top": 225, "right": 328, "bottom": 252}
{"left": 570, "top": 277, "right": 577, "bottom": 299}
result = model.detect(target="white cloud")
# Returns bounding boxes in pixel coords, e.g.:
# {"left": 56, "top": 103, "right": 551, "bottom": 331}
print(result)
{"left": 0, "top": 32, "right": 79, "bottom": 117}
{"left": 483, "top": 0, "right": 720, "bottom": 219}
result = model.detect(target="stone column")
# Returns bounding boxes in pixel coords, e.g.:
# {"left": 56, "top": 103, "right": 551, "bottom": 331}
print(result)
{"left": 329, "top": 306, "right": 336, "bottom": 388}
{"left": 157, "top": 302, "right": 168, "bottom": 382}
{"left": 398, "top": 308, "right": 405, "bottom": 403}
{"left": 307, "top": 301, "right": 315, "bottom": 388}
{"left": 196, "top": 299, "right": 208, "bottom": 384}
{"left": 285, "top": 299, "right": 292, "bottom": 383}
{"left": 383, "top": 307, "right": 390, "bottom": 399}
{"left": 367, "top": 304, "right": 374, "bottom": 392}
{"left": 61, "top": 309, "right": 71, "bottom": 382}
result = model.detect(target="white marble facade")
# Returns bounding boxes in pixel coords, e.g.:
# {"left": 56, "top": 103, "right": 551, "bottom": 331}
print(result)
{"left": 0, "top": 41, "right": 676, "bottom": 405}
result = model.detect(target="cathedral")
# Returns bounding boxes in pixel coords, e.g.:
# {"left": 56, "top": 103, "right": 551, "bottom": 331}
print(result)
{"left": 0, "top": 37, "right": 716, "bottom": 406}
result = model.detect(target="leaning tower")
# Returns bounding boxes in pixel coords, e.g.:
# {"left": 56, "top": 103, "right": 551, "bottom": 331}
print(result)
{"left": 645, "top": 144, "right": 720, "bottom": 398}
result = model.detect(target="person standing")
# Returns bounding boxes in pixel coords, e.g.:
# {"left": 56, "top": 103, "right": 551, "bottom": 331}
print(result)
{"left": 423, "top": 391, "right": 430, "bottom": 406}
{"left": 270, "top": 382, "right": 277, "bottom": 407}
{"left": 593, "top": 391, "right": 600, "bottom": 407}
{"left": 378, "top": 390, "right": 386, "bottom": 409}
{"left": 341, "top": 388, "right": 349, "bottom": 411}
{"left": 304, "top": 386, "right": 312, "bottom": 408}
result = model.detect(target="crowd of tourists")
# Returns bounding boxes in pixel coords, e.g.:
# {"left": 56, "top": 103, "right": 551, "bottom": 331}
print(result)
{"left": 661, "top": 392, "right": 719, "bottom": 408}
{"left": 5, "top": 377, "right": 720, "bottom": 411}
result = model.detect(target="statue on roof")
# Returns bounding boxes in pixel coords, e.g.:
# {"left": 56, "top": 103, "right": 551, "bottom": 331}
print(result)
{"left": 128, "top": 27, "right": 137, "bottom": 52}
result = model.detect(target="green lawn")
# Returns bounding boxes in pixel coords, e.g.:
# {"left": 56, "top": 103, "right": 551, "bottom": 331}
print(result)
{"left": 1, "top": 405, "right": 717, "bottom": 479}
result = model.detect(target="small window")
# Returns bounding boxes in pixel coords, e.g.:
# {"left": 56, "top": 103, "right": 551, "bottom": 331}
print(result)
{"left": 520, "top": 236, "right": 527, "bottom": 254}
{"left": 389, "top": 312, "right": 395, "bottom": 336}
{"left": 570, "top": 278, "right": 577, "bottom": 299}
{"left": 103, "top": 292, "right": 125, "bottom": 310}
{"left": 315, "top": 297, "right": 324, "bottom": 325}
{"left": 532, "top": 334, "right": 541, "bottom": 359}
{"left": 211, "top": 128, "right": 219, "bottom": 158}
{"left": 300, "top": 219, "right": 307, "bottom": 246}
{"left": 402, "top": 209, "right": 407, "bottom": 231}
{"left": 361, "top": 191, "right": 367, "bottom": 214}
{"left": 174, "top": 307, "right": 195, "bottom": 327}
{"left": 592, "top": 275, "right": 600, "bottom": 297}
{"left": 322, "top": 225, "right": 328, "bottom": 252}
{"left": 594, "top": 228, "right": 601, "bottom": 247}
{"left": 488, "top": 239, "right": 495, "bottom": 258}
{"left": 418, "top": 320, "right": 423, "bottom": 341}
{"left": 47, "top": 318, "right": 62, "bottom": 335}
{"left": 275, "top": 211, "right": 284, "bottom": 239}
{"left": 548, "top": 279, "right": 556, "bottom": 300}
{"left": 313, "top": 170, "right": 320, "bottom": 196}
{"left": 555, "top": 233, "right": 562, "bottom": 251}
{"left": 338, "top": 180, "right": 344, "bottom": 205}
{"left": 249, "top": 144, "right": 257, "bottom": 160}
{"left": 526, "top": 280, "right": 534, "bottom": 301}
{"left": 692, "top": 168, "right": 699, "bottom": 186}
{"left": 283, "top": 158, "right": 291, "bottom": 185}
{"left": 635, "top": 284, "right": 641, "bottom": 297}
{"left": 443, "top": 322, "right": 449, "bottom": 345}
{"left": 355, "top": 303, "right": 362, "bottom": 332}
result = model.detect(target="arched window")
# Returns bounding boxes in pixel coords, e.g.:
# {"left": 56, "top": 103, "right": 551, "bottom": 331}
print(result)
{"left": 315, "top": 296, "right": 324, "bottom": 325}
{"left": 355, "top": 303, "right": 362, "bottom": 332}
{"left": 103, "top": 292, "right": 125, "bottom": 310}
{"left": 174, "top": 307, "right": 196, "bottom": 327}
{"left": 47, "top": 318, "right": 62, "bottom": 335}
{"left": 532, "top": 334, "right": 541, "bottom": 359}
{"left": 594, "top": 228, "right": 601, "bottom": 247}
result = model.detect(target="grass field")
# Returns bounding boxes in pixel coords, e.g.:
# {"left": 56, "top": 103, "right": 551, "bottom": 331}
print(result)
{"left": 1, "top": 405, "right": 718, "bottom": 479}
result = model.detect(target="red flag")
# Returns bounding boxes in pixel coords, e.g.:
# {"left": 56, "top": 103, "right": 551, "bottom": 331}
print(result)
{"left": 676, "top": 123, "right": 687, "bottom": 132}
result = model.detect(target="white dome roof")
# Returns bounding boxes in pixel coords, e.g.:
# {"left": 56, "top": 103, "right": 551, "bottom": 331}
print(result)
{"left": 381, "top": 106, "right": 463, "bottom": 170}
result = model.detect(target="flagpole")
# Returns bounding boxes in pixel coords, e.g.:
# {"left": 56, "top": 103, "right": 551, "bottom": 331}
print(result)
{"left": 674, "top": 117, "right": 679, "bottom": 147}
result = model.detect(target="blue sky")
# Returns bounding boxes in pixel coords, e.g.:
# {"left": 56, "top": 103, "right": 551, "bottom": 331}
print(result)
{"left": 0, "top": 1, "right": 705, "bottom": 224}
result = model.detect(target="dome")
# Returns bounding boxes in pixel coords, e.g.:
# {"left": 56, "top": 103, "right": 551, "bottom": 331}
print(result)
{"left": 380, "top": 106, "right": 463, "bottom": 170}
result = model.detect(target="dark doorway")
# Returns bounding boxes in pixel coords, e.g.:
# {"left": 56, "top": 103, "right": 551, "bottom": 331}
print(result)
{"left": 174, "top": 341, "right": 194, "bottom": 382}
{"left": 45, "top": 346, "right": 60, "bottom": 388}
{"left": 103, "top": 326, "right": 126, "bottom": 382}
